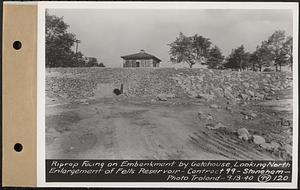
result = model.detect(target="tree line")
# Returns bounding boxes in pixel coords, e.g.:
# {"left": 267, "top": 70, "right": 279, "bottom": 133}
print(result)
{"left": 46, "top": 12, "right": 105, "bottom": 68}
{"left": 169, "top": 31, "right": 293, "bottom": 71}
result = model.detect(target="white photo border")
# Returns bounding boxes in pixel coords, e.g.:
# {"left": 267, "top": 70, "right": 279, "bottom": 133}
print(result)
{"left": 37, "top": 1, "right": 299, "bottom": 188}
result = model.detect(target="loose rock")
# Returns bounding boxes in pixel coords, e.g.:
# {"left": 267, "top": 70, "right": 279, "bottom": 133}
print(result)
{"left": 248, "top": 90, "right": 255, "bottom": 97}
{"left": 281, "top": 118, "right": 291, "bottom": 127}
{"left": 237, "top": 128, "right": 251, "bottom": 141}
{"left": 210, "top": 104, "right": 219, "bottom": 109}
{"left": 261, "top": 142, "right": 273, "bottom": 151}
{"left": 157, "top": 93, "right": 175, "bottom": 101}
{"left": 197, "top": 94, "right": 214, "bottom": 101}
{"left": 284, "top": 144, "right": 292, "bottom": 157}
{"left": 224, "top": 89, "right": 235, "bottom": 100}
{"left": 241, "top": 110, "right": 257, "bottom": 119}
{"left": 157, "top": 94, "right": 167, "bottom": 101}
{"left": 198, "top": 111, "right": 213, "bottom": 121}
{"left": 250, "top": 112, "right": 257, "bottom": 118}
{"left": 253, "top": 135, "right": 266, "bottom": 145}
{"left": 214, "top": 122, "right": 227, "bottom": 129}
{"left": 270, "top": 141, "right": 280, "bottom": 150}
{"left": 206, "top": 122, "right": 227, "bottom": 130}
{"left": 239, "top": 93, "right": 249, "bottom": 100}
{"left": 79, "top": 99, "right": 89, "bottom": 105}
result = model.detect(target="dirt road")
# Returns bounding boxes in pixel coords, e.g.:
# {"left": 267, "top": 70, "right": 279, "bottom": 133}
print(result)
{"left": 46, "top": 95, "right": 291, "bottom": 160}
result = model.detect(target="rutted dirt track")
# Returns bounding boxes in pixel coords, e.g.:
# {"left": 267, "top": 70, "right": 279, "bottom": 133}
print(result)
{"left": 46, "top": 68, "right": 293, "bottom": 160}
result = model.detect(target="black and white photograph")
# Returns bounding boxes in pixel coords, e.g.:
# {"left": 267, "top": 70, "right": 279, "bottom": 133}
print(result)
{"left": 44, "top": 6, "right": 296, "bottom": 161}
{"left": 2, "top": 1, "right": 299, "bottom": 187}
{"left": 37, "top": 1, "right": 299, "bottom": 187}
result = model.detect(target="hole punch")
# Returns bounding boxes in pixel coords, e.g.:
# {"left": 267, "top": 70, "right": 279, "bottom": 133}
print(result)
{"left": 14, "top": 143, "right": 23, "bottom": 152}
{"left": 13, "top": 41, "right": 22, "bottom": 50}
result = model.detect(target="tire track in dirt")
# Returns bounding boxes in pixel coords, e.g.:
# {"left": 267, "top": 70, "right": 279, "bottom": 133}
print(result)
{"left": 46, "top": 98, "right": 282, "bottom": 160}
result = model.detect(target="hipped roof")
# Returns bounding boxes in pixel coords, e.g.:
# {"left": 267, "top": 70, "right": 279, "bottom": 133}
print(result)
{"left": 121, "top": 51, "right": 161, "bottom": 62}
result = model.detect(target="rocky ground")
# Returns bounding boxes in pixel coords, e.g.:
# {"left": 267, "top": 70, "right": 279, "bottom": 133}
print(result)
{"left": 46, "top": 68, "right": 293, "bottom": 160}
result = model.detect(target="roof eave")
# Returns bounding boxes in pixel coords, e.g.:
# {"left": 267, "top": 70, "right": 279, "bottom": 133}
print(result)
{"left": 154, "top": 58, "right": 162, "bottom": 62}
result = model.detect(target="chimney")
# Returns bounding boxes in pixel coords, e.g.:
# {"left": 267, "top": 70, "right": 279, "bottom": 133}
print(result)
{"left": 140, "top": 49, "right": 145, "bottom": 53}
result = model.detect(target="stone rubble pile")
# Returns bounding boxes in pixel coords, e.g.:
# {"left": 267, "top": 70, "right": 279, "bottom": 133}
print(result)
{"left": 46, "top": 68, "right": 292, "bottom": 102}
{"left": 236, "top": 127, "right": 291, "bottom": 158}
{"left": 46, "top": 77, "right": 97, "bottom": 101}
{"left": 171, "top": 69, "right": 292, "bottom": 103}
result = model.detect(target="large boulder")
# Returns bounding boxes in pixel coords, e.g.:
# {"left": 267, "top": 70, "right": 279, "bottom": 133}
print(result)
{"left": 237, "top": 128, "right": 251, "bottom": 141}
{"left": 253, "top": 135, "right": 266, "bottom": 145}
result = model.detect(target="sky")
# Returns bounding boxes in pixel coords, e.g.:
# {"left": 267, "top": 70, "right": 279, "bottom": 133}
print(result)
{"left": 48, "top": 9, "right": 293, "bottom": 68}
